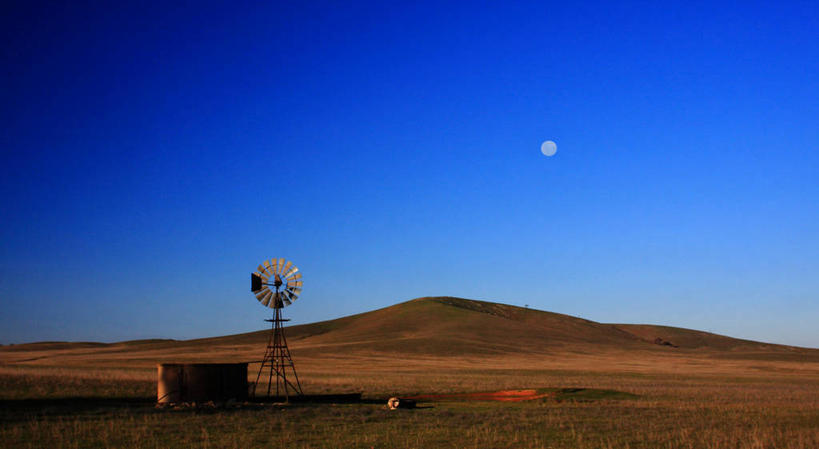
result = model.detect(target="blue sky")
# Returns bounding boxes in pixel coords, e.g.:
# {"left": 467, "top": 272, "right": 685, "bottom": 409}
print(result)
{"left": 2, "top": 1, "right": 818, "bottom": 347}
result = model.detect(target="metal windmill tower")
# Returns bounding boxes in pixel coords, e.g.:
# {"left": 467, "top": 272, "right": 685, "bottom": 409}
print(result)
{"left": 250, "top": 258, "right": 304, "bottom": 399}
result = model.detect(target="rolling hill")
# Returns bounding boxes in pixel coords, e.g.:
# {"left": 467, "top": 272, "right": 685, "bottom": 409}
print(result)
{"left": 1, "top": 297, "right": 817, "bottom": 368}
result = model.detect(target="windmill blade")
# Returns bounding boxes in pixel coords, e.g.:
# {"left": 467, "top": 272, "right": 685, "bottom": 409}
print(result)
{"left": 258, "top": 271, "right": 269, "bottom": 281}
{"left": 255, "top": 287, "right": 270, "bottom": 300}
{"left": 268, "top": 291, "right": 280, "bottom": 308}
{"left": 288, "top": 287, "right": 302, "bottom": 297}
{"left": 259, "top": 289, "right": 273, "bottom": 307}
{"left": 281, "top": 290, "right": 293, "bottom": 306}
{"left": 277, "top": 291, "right": 289, "bottom": 308}
{"left": 283, "top": 288, "right": 297, "bottom": 300}
{"left": 277, "top": 258, "right": 286, "bottom": 275}
{"left": 281, "top": 261, "right": 292, "bottom": 277}
{"left": 288, "top": 272, "right": 302, "bottom": 281}
{"left": 257, "top": 264, "right": 265, "bottom": 273}
{"left": 263, "top": 290, "right": 275, "bottom": 307}
{"left": 286, "top": 280, "right": 302, "bottom": 289}
{"left": 283, "top": 266, "right": 298, "bottom": 279}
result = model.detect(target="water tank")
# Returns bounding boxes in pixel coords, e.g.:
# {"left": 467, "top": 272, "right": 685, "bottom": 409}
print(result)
{"left": 157, "top": 363, "right": 248, "bottom": 404}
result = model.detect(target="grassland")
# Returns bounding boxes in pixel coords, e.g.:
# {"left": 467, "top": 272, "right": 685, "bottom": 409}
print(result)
{"left": 2, "top": 297, "right": 818, "bottom": 448}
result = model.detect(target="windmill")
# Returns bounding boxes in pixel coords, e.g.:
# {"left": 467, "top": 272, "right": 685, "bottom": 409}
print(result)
{"left": 250, "top": 258, "right": 304, "bottom": 399}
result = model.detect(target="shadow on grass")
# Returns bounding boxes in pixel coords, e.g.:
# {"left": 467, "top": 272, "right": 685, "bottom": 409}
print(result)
{"left": 0, "top": 396, "right": 155, "bottom": 409}
{"left": 551, "top": 388, "right": 640, "bottom": 402}
{"left": 0, "top": 397, "right": 157, "bottom": 422}
{"left": 0, "top": 394, "right": 398, "bottom": 421}
{"left": 249, "top": 393, "right": 383, "bottom": 404}
{"left": 0, "top": 389, "right": 632, "bottom": 421}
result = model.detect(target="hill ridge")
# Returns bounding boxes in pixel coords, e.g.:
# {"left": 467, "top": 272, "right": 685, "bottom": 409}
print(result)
{"left": 2, "top": 297, "right": 817, "bottom": 367}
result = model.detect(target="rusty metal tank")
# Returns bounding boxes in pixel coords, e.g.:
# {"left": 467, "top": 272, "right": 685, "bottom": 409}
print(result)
{"left": 157, "top": 363, "right": 248, "bottom": 404}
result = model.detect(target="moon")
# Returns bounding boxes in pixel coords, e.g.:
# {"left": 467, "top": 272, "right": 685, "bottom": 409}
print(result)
{"left": 541, "top": 140, "right": 557, "bottom": 157}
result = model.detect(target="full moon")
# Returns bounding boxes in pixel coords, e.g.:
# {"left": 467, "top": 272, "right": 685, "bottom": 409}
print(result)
{"left": 541, "top": 140, "right": 557, "bottom": 157}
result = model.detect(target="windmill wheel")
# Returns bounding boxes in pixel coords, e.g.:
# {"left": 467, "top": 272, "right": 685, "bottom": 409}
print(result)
{"left": 251, "top": 258, "right": 303, "bottom": 308}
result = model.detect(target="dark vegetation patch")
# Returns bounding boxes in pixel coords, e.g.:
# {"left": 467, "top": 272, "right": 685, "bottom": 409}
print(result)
{"left": 431, "top": 297, "right": 524, "bottom": 320}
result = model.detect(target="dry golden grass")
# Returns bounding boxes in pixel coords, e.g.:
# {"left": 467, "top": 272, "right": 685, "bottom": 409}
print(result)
{"left": 2, "top": 351, "right": 818, "bottom": 448}
{"left": 2, "top": 298, "right": 818, "bottom": 448}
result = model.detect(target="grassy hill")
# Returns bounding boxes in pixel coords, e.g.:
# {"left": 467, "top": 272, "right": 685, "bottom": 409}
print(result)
{"left": 3, "top": 297, "right": 818, "bottom": 449}
{"left": 2, "top": 297, "right": 816, "bottom": 368}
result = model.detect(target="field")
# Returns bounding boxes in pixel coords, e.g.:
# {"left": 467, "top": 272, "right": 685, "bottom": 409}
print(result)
{"left": 2, "top": 297, "right": 818, "bottom": 448}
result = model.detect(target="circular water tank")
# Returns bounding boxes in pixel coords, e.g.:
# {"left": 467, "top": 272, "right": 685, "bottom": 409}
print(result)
{"left": 157, "top": 363, "right": 248, "bottom": 404}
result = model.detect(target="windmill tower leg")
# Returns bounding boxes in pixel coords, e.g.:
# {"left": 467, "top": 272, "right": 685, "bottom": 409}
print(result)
{"left": 278, "top": 314, "right": 303, "bottom": 396}
{"left": 253, "top": 303, "right": 303, "bottom": 400}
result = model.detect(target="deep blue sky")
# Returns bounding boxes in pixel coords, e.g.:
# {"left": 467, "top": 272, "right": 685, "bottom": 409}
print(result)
{"left": 2, "top": 1, "right": 818, "bottom": 347}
